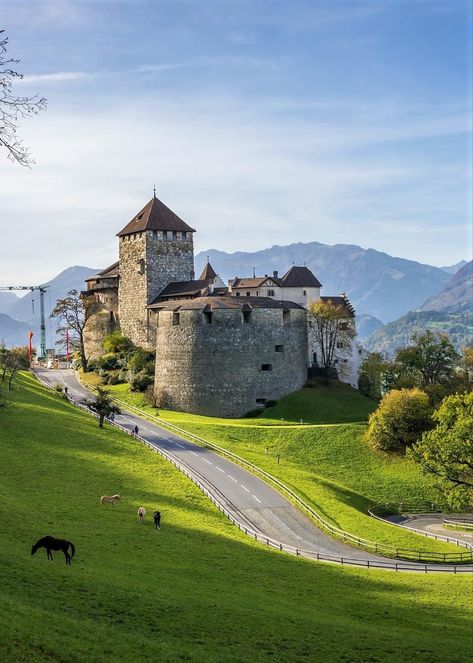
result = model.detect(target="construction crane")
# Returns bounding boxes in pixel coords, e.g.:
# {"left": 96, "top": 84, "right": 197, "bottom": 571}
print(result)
{"left": 0, "top": 285, "right": 49, "bottom": 358}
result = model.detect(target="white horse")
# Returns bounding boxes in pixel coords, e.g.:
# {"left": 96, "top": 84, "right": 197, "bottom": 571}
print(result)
{"left": 138, "top": 507, "right": 146, "bottom": 524}
{"left": 100, "top": 494, "right": 120, "bottom": 505}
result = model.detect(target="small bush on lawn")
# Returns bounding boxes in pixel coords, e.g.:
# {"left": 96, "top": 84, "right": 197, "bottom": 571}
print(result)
{"left": 365, "top": 388, "right": 433, "bottom": 452}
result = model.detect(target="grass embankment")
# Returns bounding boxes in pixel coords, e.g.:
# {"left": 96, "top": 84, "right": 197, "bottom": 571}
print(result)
{"left": 100, "top": 379, "right": 460, "bottom": 554}
{"left": 0, "top": 373, "right": 472, "bottom": 662}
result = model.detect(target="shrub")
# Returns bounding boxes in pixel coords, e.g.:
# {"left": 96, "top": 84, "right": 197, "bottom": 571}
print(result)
{"left": 102, "top": 331, "right": 134, "bottom": 354}
{"left": 98, "top": 352, "right": 123, "bottom": 370}
{"left": 365, "top": 388, "right": 433, "bottom": 452}
{"left": 128, "top": 370, "right": 154, "bottom": 392}
{"left": 128, "top": 349, "right": 155, "bottom": 375}
{"left": 107, "top": 373, "right": 122, "bottom": 385}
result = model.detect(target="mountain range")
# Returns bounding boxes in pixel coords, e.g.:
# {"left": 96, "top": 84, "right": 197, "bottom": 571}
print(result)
{"left": 0, "top": 266, "right": 98, "bottom": 350}
{"left": 195, "top": 242, "right": 451, "bottom": 323}
{"left": 366, "top": 260, "right": 473, "bottom": 355}
{"left": 0, "top": 244, "right": 470, "bottom": 352}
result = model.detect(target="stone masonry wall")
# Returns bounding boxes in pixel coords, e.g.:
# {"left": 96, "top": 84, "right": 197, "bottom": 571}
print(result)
{"left": 154, "top": 307, "right": 308, "bottom": 417}
{"left": 118, "top": 230, "right": 194, "bottom": 348}
{"left": 82, "top": 288, "right": 119, "bottom": 360}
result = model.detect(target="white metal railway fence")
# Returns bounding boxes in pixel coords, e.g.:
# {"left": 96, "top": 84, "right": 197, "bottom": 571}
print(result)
{"left": 33, "top": 371, "right": 473, "bottom": 573}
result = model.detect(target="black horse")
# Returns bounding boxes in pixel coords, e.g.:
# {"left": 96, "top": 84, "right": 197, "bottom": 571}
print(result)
{"left": 31, "top": 536, "right": 75, "bottom": 565}
{"left": 153, "top": 511, "right": 161, "bottom": 530}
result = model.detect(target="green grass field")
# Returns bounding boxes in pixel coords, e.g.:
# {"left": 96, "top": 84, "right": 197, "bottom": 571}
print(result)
{"left": 100, "top": 379, "right": 460, "bottom": 554}
{"left": 0, "top": 373, "right": 472, "bottom": 661}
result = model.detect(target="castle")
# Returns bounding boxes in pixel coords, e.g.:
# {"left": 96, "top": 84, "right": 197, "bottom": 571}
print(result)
{"left": 83, "top": 194, "right": 364, "bottom": 417}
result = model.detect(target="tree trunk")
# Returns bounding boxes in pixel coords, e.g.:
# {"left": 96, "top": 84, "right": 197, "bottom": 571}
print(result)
{"left": 80, "top": 335, "right": 88, "bottom": 372}
{"left": 8, "top": 369, "right": 16, "bottom": 390}
{"left": 99, "top": 414, "right": 104, "bottom": 428}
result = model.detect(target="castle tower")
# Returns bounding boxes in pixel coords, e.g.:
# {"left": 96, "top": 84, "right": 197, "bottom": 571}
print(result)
{"left": 117, "top": 194, "right": 195, "bottom": 347}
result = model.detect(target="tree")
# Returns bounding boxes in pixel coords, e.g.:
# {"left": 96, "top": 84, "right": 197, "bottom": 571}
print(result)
{"left": 394, "top": 331, "right": 459, "bottom": 389}
{"left": 0, "top": 346, "right": 30, "bottom": 389}
{"left": 308, "top": 300, "right": 355, "bottom": 381}
{"left": 0, "top": 30, "right": 47, "bottom": 166}
{"left": 358, "top": 352, "right": 389, "bottom": 400}
{"left": 51, "top": 290, "right": 93, "bottom": 371}
{"left": 365, "top": 388, "right": 433, "bottom": 452}
{"left": 408, "top": 392, "right": 473, "bottom": 509}
{"left": 85, "top": 387, "right": 120, "bottom": 428}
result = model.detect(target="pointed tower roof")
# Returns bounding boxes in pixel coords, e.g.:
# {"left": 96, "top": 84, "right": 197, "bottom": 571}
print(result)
{"left": 198, "top": 261, "right": 218, "bottom": 281}
{"left": 117, "top": 195, "right": 196, "bottom": 236}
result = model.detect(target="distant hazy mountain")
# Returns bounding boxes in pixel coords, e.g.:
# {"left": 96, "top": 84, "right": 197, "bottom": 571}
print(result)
{"left": 196, "top": 242, "right": 449, "bottom": 323}
{"left": 7, "top": 265, "right": 99, "bottom": 348}
{"left": 421, "top": 260, "right": 472, "bottom": 312}
{"left": 0, "top": 313, "right": 30, "bottom": 347}
{"left": 0, "top": 291, "right": 19, "bottom": 315}
{"left": 366, "top": 260, "right": 473, "bottom": 355}
{"left": 357, "top": 314, "right": 384, "bottom": 344}
{"left": 440, "top": 260, "right": 468, "bottom": 275}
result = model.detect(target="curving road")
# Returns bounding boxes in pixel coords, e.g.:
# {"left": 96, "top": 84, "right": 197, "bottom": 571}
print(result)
{"left": 35, "top": 369, "right": 473, "bottom": 573}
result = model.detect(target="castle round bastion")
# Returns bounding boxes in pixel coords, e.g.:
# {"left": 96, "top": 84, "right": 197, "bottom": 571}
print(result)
{"left": 151, "top": 296, "right": 308, "bottom": 418}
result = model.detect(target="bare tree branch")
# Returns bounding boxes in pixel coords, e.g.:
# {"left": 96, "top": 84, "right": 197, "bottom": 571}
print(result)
{"left": 0, "top": 29, "right": 47, "bottom": 166}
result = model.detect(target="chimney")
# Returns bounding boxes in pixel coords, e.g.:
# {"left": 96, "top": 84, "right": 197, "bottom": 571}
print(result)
{"left": 273, "top": 270, "right": 278, "bottom": 278}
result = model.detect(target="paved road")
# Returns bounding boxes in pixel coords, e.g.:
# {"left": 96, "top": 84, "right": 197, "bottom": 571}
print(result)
{"left": 35, "top": 369, "right": 473, "bottom": 572}
{"left": 386, "top": 514, "right": 473, "bottom": 546}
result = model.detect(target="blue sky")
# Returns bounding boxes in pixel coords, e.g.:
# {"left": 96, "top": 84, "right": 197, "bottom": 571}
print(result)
{"left": 1, "top": 0, "right": 472, "bottom": 283}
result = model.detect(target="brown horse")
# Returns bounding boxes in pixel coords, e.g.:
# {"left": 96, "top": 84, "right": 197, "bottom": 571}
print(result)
{"left": 100, "top": 494, "right": 120, "bottom": 505}
{"left": 31, "top": 536, "right": 75, "bottom": 565}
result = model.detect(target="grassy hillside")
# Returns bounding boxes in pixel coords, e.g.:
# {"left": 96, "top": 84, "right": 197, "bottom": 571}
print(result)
{"left": 100, "top": 379, "right": 459, "bottom": 553}
{"left": 1, "top": 373, "right": 472, "bottom": 661}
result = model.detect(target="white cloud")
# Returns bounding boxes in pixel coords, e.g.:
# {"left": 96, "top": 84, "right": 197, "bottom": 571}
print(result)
{"left": 0, "top": 91, "right": 470, "bottom": 283}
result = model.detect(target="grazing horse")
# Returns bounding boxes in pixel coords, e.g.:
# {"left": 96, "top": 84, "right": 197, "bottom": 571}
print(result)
{"left": 100, "top": 494, "right": 120, "bottom": 505}
{"left": 153, "top": 511, "right": 161, "bottom": 530}
{"left": 138, "top": 507, "right": 146, "bottom": 524}
{"left": 31, "top": 536, "right": 75, "bottom": 565}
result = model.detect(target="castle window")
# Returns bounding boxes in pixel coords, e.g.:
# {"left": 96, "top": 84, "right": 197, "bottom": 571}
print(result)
{"left": 173, "top": 312, "right": 180, "bottom": 326}
{"left": 267, "top": 289, "right": 275, "bottom": 297}
{"left": 242, "top": 309, "right": 252, "bottom": 323}
{"left": 246, "top": 292, "right": 251, "bottom": 297}
{"left": 235, "top": 292, "right": 241, "bottom": 297}
{"left": 275, "top": 345, "right": 284, "bottom": 353}
{"left": 172, "top": 231, "right": 177, "bottom": 240}
{"left": 336, "top": 341, "right": 343, "bottom": 349}
{"left": 303, "top": 290, "right": 307, "bottom": 296}
{"left": 283, "top": 309, "right": 290, "bottom": 324}
{"left": 261, "top": 364, "right": 272, "bottom": 372}
{"left": 339, "top": 321, "right": 348, "bottom": 330}
{"left": 182, "top": 231, "right": 187, "bottom": 240}
{"left": 256, "top": 291, "right": 259, "bottom": 296}
{"left": 163, "top": 231, "right": 168, "bottom": 240}
{"left": 138, "top": 259, "right": 145, "bottom": 275}
{"left": 152, "top": 231, "right": 157, "bottom": 240}
{"left": 203, "top": 310, "right": 213, "bottom": 324}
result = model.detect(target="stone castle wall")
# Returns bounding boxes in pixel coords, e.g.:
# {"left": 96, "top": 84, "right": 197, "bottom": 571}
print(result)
{"left": 118, "top": 230, "right": 194, "bottom": 348}
{"left": 82, "top": 288, "right": 119, "bottom": 360}
{"left": 154, "top": 306, "right": 308, "bottom": 417}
